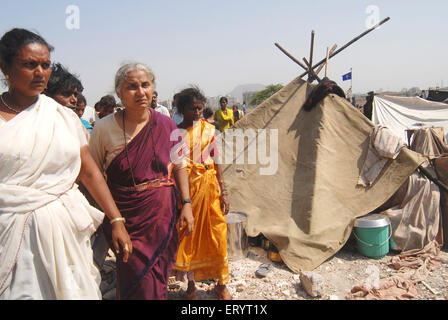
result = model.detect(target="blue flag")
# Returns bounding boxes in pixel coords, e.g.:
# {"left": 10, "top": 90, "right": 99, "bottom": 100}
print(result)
{"left": 342, "top": 71, "right": 352, "bottom": 81}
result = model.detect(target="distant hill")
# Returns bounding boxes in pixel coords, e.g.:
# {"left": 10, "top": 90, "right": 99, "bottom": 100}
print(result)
{"left": 228, "top": 83, "right": 266, "bottom": 102}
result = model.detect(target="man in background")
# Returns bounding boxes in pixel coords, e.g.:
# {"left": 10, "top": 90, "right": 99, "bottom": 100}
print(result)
{"left": 97, "top": 95, "right": 117, "bottom": 119}
{"left": 151, "top": 90, "right": 170, "bottom": 116}
{"left": 171, "top": 92, "right": 183, "bottom": 125}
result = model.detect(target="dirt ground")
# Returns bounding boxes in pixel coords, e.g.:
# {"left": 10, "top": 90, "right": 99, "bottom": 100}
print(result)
{"left": 167, "top": 238, "right": 448, "bottom": 301}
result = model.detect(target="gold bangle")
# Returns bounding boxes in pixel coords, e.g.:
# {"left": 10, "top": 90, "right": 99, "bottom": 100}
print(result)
{"left": 110, "top": 217, "right": 126, "bottom": 224}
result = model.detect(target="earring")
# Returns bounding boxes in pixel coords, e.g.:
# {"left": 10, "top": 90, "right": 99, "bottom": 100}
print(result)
{"left": 5, "top": 75, "right": 9, "bottom": 80}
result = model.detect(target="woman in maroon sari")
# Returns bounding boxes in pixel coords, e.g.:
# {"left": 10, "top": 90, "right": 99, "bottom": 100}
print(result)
{"left": 89, "top": 63, "right": 194, "bottom": 300}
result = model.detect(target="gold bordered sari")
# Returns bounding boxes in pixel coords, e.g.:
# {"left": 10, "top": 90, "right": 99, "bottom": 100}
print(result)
{"left": 173, "top": 120, "right": 229, "bottom": 284}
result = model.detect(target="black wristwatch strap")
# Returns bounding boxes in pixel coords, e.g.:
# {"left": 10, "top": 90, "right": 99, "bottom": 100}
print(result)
{"left": 181, "top": 198, "right": 191, "bottom": 206}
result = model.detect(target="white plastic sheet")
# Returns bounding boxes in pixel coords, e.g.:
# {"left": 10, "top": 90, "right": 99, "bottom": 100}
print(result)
{"left": 372, "top": 95, "right": 448, "bottom": 144}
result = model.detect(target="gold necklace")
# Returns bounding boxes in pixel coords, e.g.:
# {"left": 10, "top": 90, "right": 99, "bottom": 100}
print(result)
{"left": 0, "top": 93, "right": 22, "bottom": 113}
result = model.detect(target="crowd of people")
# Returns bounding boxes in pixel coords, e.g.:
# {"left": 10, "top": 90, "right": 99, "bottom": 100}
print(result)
{"left": 0, "top": 27, "right": 239, "bottom": 300}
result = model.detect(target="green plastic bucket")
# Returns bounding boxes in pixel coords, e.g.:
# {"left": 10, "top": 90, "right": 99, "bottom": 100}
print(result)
{"left": 353, "top": 214, "right": 391, "bottom": 259}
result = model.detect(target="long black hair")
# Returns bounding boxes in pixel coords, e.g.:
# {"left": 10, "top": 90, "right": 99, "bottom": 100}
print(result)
{"left": 44, "top": 63, "right": 83, "bottom": 97}
{"left": 0, "top": 28, "right": 53, "bottom": 68}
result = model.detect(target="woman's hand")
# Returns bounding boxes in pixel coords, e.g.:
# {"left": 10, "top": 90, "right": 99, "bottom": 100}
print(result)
{"left": 172, "top": 166, "right": 194, "bottom": 236}
{"left": 111, "top": 222, "right": 133, "bottom": 263}
{"left": 220, "top": 194, "right": 230, "bottom": 215}
{"left": 78, "top": 146, "right": 133, "bottom": 262}
{"left": 179, "top": 203, "right": 194, "bottom": 236}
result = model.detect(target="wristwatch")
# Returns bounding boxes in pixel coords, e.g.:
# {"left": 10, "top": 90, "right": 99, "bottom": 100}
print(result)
{"left": 181, "top": 198, "right": 191, "bottom": 206}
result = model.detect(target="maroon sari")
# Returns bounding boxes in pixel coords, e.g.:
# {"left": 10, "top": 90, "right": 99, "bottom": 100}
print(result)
{"left": 103, "top": 109, "right": 181, "bottom": 300}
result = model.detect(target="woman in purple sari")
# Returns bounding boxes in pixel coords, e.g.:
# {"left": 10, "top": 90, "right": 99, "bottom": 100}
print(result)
{"left": 89, "top": 63, "right": 194, "bottom": 300}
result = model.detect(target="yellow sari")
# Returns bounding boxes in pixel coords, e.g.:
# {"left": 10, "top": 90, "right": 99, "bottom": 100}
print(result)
{"left": 214, "top": 108, "right": 234, "bottom": 132}
{"left": 173, "top": 120, "right": 229, "bottom": 284}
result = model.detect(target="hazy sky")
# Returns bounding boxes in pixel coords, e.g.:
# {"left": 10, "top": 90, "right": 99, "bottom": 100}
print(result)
{"left": 1, "top": 1, "right": 447, "bottom": 105}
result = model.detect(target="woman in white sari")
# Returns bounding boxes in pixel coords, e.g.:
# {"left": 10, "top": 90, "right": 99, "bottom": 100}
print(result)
{"left": 0, "top": 28, "right": 133, "bottom": 299}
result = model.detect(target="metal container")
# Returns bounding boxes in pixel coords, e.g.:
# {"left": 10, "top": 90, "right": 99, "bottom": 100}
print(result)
{"left": 225, "top": 211, "right": 248, "bottom": 261}
{"left": 354, "top": 214, "right": 391, "bottom": 228}
{"left": 354, "top": 214, "right": 392, "bottom": 259}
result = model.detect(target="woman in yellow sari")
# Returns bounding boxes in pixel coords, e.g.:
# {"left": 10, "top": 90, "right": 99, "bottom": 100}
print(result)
{"left": 214, "top": 96, "right": 234, "bottom": 132}
{"left": 173, "top": 87, "right": 231, "bottom": 300}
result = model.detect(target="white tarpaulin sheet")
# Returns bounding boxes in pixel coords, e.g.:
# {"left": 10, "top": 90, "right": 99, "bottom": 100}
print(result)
{"left": 372, "top": 95, "right": 448, "bottom": 144}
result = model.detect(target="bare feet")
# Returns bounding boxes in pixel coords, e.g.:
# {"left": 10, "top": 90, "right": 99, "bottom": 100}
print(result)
{"left": 184, "top": 280, "right": 197, "bottom": 300}
{"left": 215, "top": 283, "right": 232, "bottom": 300}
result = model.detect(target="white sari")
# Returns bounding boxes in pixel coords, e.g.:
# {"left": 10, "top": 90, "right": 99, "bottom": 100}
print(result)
{"left": 0, "top": 94, "right": 104, "bottom": 299}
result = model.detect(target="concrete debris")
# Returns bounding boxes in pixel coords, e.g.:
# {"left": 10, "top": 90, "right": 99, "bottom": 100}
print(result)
{"left": 94, "top": 242, "right": 447, "bottom": 301}
{"left": 299, "top": 271, "right": 324, "bottom": 297}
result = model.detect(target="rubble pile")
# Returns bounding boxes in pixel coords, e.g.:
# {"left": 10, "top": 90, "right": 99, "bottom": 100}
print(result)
{"left": 167, "top": 241, "right": 448, "bottom": 300}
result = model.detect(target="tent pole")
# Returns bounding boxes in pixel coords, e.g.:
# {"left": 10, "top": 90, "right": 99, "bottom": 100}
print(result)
{"left": 274, "top": 42, "right": 321, "bottom": 82}
{"left": 308, "top": 30, "right": 315, "bottom": 82}
{"left": 314, "top": 44, "right": 337, "bottom": 76}
{"left": 418, "top": 165, "right": 448, "bottom": 193}
{"left": 350, "top": 67, "right": 353, "bottom": 100}
{"left": 299, "top": 17, "right": 390, "bottom": 78}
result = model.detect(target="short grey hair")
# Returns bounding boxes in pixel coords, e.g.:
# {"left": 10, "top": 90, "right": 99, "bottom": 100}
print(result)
{"left": 114, "top": 62, "right": 156, "bottom": 92}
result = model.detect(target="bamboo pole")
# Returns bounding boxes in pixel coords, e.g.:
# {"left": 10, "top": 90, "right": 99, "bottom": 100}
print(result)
{"left": 302, "top": 57, "right": 321, "bottom": 82}
{"left": 298, "top": 17, "right": 390, "bottom": 78}
{"left": 314, "top": 44, "right": 337, "bottom": 76}
{"left": 274, "top": 42, "right": 321, "bottom": 82}
{"left": 308, "top": 30, "right": 315, "bottom": 82}
{"left": 274, "top": 42, "right": 309, "bottom": 70}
